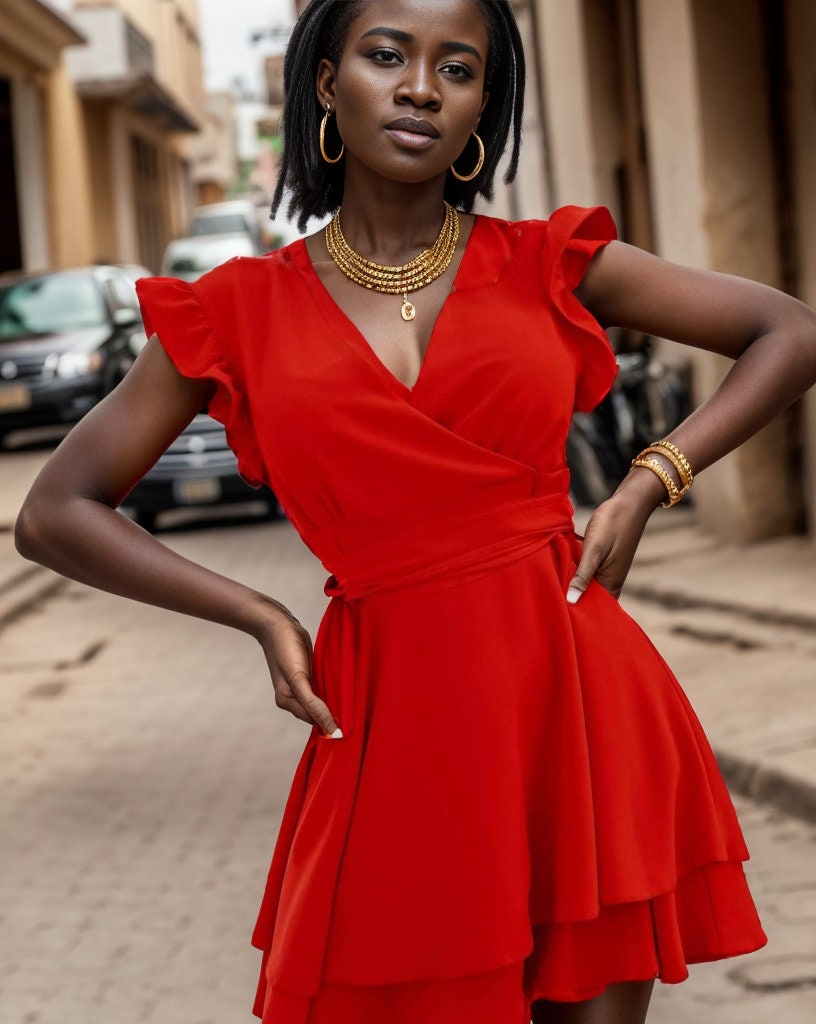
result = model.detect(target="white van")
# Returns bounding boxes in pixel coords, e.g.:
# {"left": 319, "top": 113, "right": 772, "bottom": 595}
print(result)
{"left": 189, "top": 200, "right": 264, "bottom": 254}
{"left": 160, "top": 233, "right": 258, "bottom": 283}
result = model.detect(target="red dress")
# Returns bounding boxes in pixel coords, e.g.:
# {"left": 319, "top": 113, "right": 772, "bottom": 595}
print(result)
{"left": 136, "top": 206, "right": 767, "bottom": 1024}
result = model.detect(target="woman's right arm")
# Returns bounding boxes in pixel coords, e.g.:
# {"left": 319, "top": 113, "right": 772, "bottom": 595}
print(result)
{"left": 14, "top": 336, "right": 341, "bottom": 736}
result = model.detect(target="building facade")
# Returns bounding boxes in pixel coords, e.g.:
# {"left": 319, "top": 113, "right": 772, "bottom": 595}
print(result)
{"left": 64, "top": 0, "right": 204, "bottom": 272}
{"left": 497, "top": 0, "right": 816, "bottom": 543}
{"left": 0, "top": 0, "right": 205, "bottom": 275}
{"left": 0, "top": 0, "right": 86, "bottom": 274}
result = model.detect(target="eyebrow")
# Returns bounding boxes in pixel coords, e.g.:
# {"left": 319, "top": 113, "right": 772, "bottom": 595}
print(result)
{"left": 359, "top": 26, "right": 483, "bottom": 62}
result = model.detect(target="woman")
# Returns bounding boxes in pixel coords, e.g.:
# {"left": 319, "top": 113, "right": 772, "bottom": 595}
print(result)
{"left": 15, "top": 1, "right": 816, "bottom": 1022}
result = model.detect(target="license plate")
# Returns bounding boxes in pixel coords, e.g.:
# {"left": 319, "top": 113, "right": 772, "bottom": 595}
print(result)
{"left": 0, "top": 384, "right": 31, "bottom": 411}
{"left": 173, "top": 477, "right": 221, "bottom": 504}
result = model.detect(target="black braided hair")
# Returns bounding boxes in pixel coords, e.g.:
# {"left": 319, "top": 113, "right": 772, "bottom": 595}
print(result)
{"left": 271, "top": 0, "right": 526, "bottom": 231}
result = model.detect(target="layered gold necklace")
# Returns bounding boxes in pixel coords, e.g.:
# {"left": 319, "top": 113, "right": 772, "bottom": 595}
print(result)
{"left": 325, "top": 202, "right": 460, "bottom": 322}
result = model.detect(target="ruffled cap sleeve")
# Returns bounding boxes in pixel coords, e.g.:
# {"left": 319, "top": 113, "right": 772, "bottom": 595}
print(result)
{"left": 134, "top": 275, "right": 265, "bottom": 488}
{"left": 544, "top": 205, "right": 618, "bottom": 412}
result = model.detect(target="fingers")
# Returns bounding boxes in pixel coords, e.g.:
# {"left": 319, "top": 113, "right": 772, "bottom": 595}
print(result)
{"left": 263, "top": 614, "right": 343, "bottom": 738}
{"left": 567, "top": 540, "right": 605, "bottom": 604}
{"left": 273, "top": 686, "right": 315, "bottom": 726}
{"left": 286, "top": 668, "right": 343, "bottom": 739}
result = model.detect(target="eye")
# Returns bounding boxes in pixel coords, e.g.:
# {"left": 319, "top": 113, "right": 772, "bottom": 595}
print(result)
{"left": 368, "top": 48, "right": 403, "bottom": 64}
{"left": 440, "top": 62, "right": 474, "bottom": 79}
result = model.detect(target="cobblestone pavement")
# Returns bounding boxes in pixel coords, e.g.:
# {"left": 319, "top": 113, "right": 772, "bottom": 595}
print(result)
{"left": 1, "top": 445, "right": 814, "bottom": 1023}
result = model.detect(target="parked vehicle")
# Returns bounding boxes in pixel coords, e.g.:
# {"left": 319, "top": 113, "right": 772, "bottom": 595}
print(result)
{"left": 161, "top": 233, "right": 258, "bottom": 283}
{"left": 160, "top": 205, "right": 315, "bottom": 283}
{"left": 121, "top": 413, "right": 281, "bottom": 532}
{"left": 0, "top": 264, "right": 150, "bottom": 444}
{"left": 189, "top": 200, "right": 265, "bottom": 254}
{"left": 567, "top": 334, "right": 691, "bottom": 507}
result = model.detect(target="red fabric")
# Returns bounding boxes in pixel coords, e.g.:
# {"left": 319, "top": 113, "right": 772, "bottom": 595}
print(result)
{"left": 135, "top": 207, "right": 767, "bottom": 1023}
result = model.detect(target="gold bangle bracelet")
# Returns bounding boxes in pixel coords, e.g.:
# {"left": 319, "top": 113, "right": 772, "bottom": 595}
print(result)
{"left": 640, "top": 448, "right": 689, "bottom": 498}
{"left": 648, "top": 440, "right": 694, "bottom": 489}
{"left": 630, "top": 457, "right": 683, "bottom": 508}
{"left": 634, "top": 444, "right": 692, "bottom": 501}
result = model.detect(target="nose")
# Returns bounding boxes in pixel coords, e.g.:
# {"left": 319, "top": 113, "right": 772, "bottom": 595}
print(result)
{"left": 394, "top": 58, "right": 441, "bottom": 110}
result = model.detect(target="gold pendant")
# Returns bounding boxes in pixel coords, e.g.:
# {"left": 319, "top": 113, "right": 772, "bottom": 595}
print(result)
{"left": 401, "top": 297, "right": 416, "bottom": 321}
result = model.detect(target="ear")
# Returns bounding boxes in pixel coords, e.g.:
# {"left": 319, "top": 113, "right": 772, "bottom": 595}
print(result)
{"left": 316, "top": 58, "right": 338, "bottom": 110}
{"left": 474, "top": 91, "right": 490, "bottom": 129}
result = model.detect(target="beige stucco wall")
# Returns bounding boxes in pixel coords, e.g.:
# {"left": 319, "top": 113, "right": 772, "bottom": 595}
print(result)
{"left": 582, "top": 0, "right": 623, "bottom": 223}
{"left": 535, "top": 0, "right": 595, "bottom": 208}
{"left": 692, "top": 0, "right": 802, "bottom": 539}
{"left": 11, "top": 77, "right": 50, "bottom": 270}
{"left": 483, "top": 0, "right": 551, "bottom": 220}
{"left": 788, "top": 0, "right": 816, "bottom": 533}
{"left": 45, "top": 61, "right": 96, "bottom": 268}
{"left": 0, "top": 0, "right": 90, "bottom": 271}
{"left": 74, "top": 0, "right": 203, "bottom": 124}
{"left": 45, "top": 1, "right": 204, "bottom": 271}
{"left": 154, "top": 0, "right": 204, "bottom": 124}
{"left": 636, "top": 0, "right": 804, "bottom": 540}
{"left": 637, "top": 0, "right": 706, "bottom": 267}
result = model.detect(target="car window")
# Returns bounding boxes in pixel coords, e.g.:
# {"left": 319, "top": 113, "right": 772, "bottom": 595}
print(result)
{"left": 0, "top": 274, "right": 107, "bottom": 339}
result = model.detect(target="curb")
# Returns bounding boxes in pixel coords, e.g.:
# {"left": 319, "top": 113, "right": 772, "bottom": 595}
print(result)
{"left": 715, "top": 747, "right": 816, "bottom": 826}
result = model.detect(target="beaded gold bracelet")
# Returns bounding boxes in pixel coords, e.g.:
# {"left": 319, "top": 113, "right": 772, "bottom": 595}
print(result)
{"left": 631, "top": 456, "right": 683, "bottom": 508}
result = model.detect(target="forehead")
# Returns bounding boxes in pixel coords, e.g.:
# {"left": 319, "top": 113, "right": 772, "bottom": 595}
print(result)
{"left": 347, "top": 0, "right": 488, "bottom": 47}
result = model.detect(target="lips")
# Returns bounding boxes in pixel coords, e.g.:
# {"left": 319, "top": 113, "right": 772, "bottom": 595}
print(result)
{"left": 384, "top": 117, "right": 439, "bottom": 139}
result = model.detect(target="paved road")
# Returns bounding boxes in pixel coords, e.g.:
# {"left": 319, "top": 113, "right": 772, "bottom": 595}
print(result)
{"left": 1, "top": 446, "right": 814, "bottom": 1023}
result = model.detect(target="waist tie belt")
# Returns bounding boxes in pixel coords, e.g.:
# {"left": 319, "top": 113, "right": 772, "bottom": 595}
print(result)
{"left": 253, "top": 492, "right": 576, "bottom": 1020}
{"left": 321, "top": 491, "right": 575, "bottom": 738}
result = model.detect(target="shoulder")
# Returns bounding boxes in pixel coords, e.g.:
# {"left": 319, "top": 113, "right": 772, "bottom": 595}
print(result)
{"left": 463, "top": 207, "right": 613, "bottom": 290}
{"left": 476, "top": 206, "right": 615, "bottom": 243}
{"left": 472, "top": 206, "right": 615, "bottom": 270}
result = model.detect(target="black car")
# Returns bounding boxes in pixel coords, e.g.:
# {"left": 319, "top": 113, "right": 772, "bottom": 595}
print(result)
{"left": 121, "top": 413, "right": 281, "bottom": 532}
{"left": 0, "top": 264, "right": 149, "bottom": 443}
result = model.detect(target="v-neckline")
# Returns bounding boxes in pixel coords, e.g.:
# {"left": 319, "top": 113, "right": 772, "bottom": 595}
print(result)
{"left": 293, "top": 214, "right": 483, "bottom": 398}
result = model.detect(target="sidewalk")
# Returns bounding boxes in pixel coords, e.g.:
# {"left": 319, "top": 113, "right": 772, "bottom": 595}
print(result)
{"left": 618, "top": 508, "right": 816, "bottom": 823}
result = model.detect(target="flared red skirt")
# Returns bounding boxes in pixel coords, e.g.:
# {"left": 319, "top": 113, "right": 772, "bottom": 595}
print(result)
{"left": 251, "top": 533, "right": 767, "bottom": 1023}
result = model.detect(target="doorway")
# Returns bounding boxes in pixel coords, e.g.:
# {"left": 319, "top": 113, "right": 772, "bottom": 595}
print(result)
{"left": 0, "top": 78, "right": 23, "bottom": 273}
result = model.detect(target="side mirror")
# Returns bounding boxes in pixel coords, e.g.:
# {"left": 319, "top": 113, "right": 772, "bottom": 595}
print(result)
{"left": 113, "top": 307, "right": 141, "bottom": 328}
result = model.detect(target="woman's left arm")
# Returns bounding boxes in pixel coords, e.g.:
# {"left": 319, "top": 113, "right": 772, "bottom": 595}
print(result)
{"left": 567, "top": 240, "right": 816, "bottom": 602}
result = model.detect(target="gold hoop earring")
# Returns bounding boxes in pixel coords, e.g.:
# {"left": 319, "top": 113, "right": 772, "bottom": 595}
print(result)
{"left": 450, "top": 130, "right": 485, "bottom": 182}
{"left": 319, "top": 103, "right": 344, "bottom": 164}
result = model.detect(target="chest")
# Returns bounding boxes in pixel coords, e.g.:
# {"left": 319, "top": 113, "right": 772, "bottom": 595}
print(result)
{"left": 305, "top": 221, "right": 476, "bottom": 392}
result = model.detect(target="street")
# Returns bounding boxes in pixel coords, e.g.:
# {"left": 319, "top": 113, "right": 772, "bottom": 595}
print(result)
{"left": 1, "top": 443, "right": 815, "bottom": 1024}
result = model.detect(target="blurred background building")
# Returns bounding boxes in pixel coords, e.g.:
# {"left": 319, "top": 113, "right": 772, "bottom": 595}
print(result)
{"left": 2, "top": 0, "right": 815, "bottom": 544}
{"left": 0, "top": 0, "right": 205, "bottom": 275}
{"left": 490, "top": 0, "right": 816, "bottom": 545}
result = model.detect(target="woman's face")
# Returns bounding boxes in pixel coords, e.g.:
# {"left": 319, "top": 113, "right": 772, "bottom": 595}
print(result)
{"left": 317, "top": 0, "right": 490, "bottom": 186}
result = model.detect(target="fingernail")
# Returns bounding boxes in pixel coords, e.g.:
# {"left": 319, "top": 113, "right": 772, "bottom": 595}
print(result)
{"left": 566, "top": 587, "right": 582, "bottom": 604}
{"left": 328, "top": 727, "right": 344, "bottom": 739}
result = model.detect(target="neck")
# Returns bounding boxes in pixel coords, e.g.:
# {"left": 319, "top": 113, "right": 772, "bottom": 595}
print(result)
{"left": 335, "top": 160, "right": 451, "bottom": 262}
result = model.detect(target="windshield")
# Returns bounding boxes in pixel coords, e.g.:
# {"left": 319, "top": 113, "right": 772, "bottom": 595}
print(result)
{"left": 0, "top": 274, "right": 107, "bottom": 339}
{"left": 191, "top": 213, "right": 251, "bottom": 236}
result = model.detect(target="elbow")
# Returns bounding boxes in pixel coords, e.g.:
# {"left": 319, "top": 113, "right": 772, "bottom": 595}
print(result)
{"left": 14, "top": 498, "right": 55, "bottom": 565}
